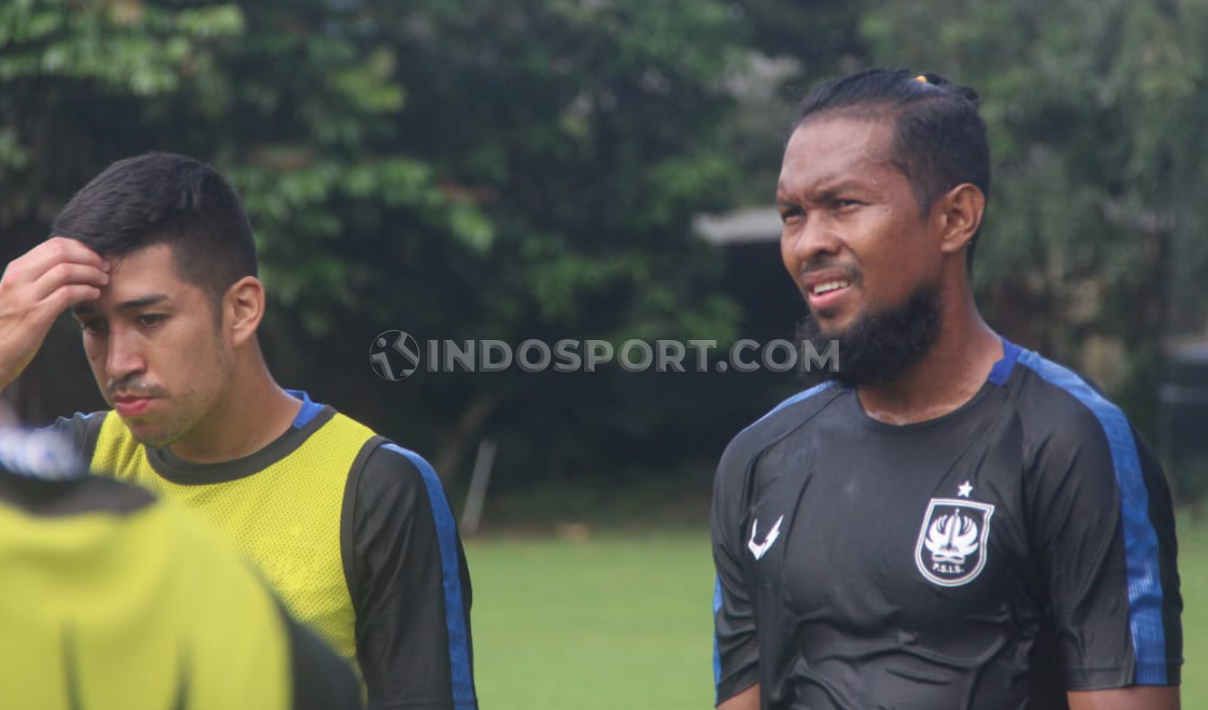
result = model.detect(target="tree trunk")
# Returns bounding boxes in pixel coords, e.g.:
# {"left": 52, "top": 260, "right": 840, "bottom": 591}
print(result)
{"left": 434, "top": 393, "right": 501, "bottom": 484}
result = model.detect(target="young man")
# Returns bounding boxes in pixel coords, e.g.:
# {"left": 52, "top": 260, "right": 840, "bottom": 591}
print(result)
{"left": 0, "top": 153, "right": 476, "bottom": 710}
{"left": 711, "top": 70, "right": 1181, "bottom": 710}
{"left": 0, "top": 418, "right": 363, "bottom": 709}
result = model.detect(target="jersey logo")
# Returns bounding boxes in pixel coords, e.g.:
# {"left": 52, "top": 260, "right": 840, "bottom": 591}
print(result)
{"left": 914, "top": 497, "right": 994, "bottom": 587}
{"left": 748, "top": 515, "right": 783, "bottom": 560}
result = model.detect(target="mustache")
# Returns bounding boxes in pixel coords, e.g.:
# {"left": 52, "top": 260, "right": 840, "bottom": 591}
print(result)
{"left": 798, "top": 258, "right": 861, "bottom": 283}
{"left": 106, "top": 378, "right": 167, "bottom": 399}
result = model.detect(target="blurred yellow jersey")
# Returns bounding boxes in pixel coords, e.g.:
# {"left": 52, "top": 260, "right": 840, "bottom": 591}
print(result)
{"left": 0, "top": 429, "right": 362, "bottom": 710}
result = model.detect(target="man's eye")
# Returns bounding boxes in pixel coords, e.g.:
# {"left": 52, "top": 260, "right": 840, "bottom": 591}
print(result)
{"left": 780, "top": 207, "right": 804, "bottom": 223}
{"left": 834, "top": 199, "right": 862, "bottom": 209}
{"left": 78, "top": 320, "right": 107, "bottom": 335}
{"left": 137, "top": 314, "right": 167, "bottom": 328}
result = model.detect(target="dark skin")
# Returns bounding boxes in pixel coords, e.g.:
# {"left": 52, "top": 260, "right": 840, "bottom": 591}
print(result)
{"left": 777, "top": 115, "right": 1000, "bottom": 426}
{"left": 717, "top": 115, "right": 1178, "bottom": 710}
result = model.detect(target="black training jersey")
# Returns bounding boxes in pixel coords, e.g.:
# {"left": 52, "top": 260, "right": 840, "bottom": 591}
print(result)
{"left": 712, "top": 340, "right": 1181, "bottom": 710}
{"left": 0, "top": 428, "right": 362, "bottom": 710}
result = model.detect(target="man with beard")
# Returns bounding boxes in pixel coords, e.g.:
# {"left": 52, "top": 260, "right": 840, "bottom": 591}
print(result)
{"left": 711, "top": 70, "right": 1181, "bottom": 710}
{"left": 0, "top": 153, "right": 476, "bottom": 710}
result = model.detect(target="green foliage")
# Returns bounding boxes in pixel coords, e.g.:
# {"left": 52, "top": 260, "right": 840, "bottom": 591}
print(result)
{"left": 4, "top": 0, "right": 1200, "bottom": 484}
{"left": 1, "top": 0, "right": 764, "bottom": 483}
{"left": 376, "top": 0, "right": 748, "bottom": 339}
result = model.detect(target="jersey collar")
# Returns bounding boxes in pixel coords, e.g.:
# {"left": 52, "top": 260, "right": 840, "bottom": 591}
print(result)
{"left": 987, "top": 338, "right": 1022, "bottom": 386}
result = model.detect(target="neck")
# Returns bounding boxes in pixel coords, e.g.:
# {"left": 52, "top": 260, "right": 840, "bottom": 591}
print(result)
{"left": 167, "top": 352, "right": 301, "bottom": 463}
{"left": 856, "top": 282, "right": 1001, "bottom": 426}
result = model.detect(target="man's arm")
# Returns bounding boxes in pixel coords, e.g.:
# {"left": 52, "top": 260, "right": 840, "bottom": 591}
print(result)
{"left": 1024, "top": 393, "right": 1182, "bottom": 698}
{"left": 712, "top": 437, "right": 761, "bottom": 708}
{"left": 718, "top": 683, "right": 760, "bottom": 710}
{"left": 343, "top": 441, "right": 476, "bottom": 710}
{"left": 275, "top": 598, "right": 365, "bottom": 710}
{"left": 1067, "top": 687, "right": 1179, "bottom": 710}
{"left": 0, "top": 237, "right": 108, "bottom": 391}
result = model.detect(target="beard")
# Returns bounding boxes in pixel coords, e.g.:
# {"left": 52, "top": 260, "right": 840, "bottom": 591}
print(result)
{"left": 797, "top": 281, "right": 942, "bottom": 387}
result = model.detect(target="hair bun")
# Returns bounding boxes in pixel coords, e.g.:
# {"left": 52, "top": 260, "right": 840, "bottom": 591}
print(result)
{"left": 955, "top": 85, "right": 981, "bottom": 106}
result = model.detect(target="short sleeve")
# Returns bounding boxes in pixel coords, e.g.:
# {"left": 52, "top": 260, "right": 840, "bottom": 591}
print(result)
{"left": 1026, "top": 406, "right": 1182, "bottom": 690}
{"left": 711, "top": 438, "right": 760, "bottom": 705}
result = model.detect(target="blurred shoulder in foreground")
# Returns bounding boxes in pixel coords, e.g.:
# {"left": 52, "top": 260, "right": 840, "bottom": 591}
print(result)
{"left": 0, "top": 425, "right": 363, "bottom": 710}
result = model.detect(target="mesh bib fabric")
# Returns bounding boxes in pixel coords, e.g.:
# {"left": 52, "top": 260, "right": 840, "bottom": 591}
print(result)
{"left": 90, "top": 410, "right": 375, "bottom": 662}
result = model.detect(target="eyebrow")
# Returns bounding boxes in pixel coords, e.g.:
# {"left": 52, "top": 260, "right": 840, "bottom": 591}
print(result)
{"left": 777, "top": 178, "right": 876, "bottom": 203}
{"left": 72, "top": 293, "right": 170, "bottom": 317}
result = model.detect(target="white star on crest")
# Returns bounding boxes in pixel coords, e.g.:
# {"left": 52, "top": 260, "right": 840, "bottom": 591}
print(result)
{"left": 957, "top": 481, "right": 973, "bottom": 498}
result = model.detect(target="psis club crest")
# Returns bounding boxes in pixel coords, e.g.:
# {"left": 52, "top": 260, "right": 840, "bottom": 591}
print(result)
{"left": 914, "top": 493, "right": 995, "bottom": 587}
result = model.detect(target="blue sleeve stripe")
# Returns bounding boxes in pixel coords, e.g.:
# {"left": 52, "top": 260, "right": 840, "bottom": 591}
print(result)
{"left": 1017, "top": 351, "right": 1169, "bottom": 684}
{"left": 713, "top": 577, "right": 723, "bottom": 689}
{"left": 384, "top": 444, "right": 478, "bottom": 709}
{"left": 745, "top": 381, "right": 836, "bottom": 433}
{"left": 987, "top": 338, "right": 1022, "bottom": 386}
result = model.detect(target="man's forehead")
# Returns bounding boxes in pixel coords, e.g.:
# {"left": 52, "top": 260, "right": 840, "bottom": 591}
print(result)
{"left": 103, "top": 243, "right": 195, "bottom": 291}
{"left": 778, "top": 115, "right": 899, "bottom": 193}
{"left": 71, "top": 243, "right": 196, "bottom": 315}
{"left": 103, "top": 241, "right": 176, "bottom": 272}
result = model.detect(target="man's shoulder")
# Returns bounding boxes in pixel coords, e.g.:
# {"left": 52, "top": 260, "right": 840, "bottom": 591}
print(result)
{"left": 48, "top": 409, "right": 109, "bottom": 434}
{"left": 45, "top": 410, "right": 111, "bottom": 461}
{"left": 298, "top": 407, "right": 430, "bottom": 514}
{"left": 718, "top": 381, "right": 845, "bottom": 478}
{"left": 354, "top": 440, "right": 430, "bottom": 485}
{"left": 341, "top": 429, "right": 446, "bottom": 515}
{"left": 1009, "top": 348, "right": 1136, "bottom": 451}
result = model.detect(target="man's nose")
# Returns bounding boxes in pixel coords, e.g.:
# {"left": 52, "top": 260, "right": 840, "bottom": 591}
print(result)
{"left": 784, "top": 212, "right": 843, "bottom": 268}
{"left": 105, "top": 328, "right": 147, "bottom": 383}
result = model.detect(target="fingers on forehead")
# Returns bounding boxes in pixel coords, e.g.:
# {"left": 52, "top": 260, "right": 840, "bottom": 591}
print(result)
{"left": 42, "top": 236, "right": 107, "bottom": 267}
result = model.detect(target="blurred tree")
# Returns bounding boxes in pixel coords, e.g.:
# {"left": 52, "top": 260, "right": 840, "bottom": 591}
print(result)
{"left": 8, "top": 0, "right": 1198, "bottom": 501}
{"left": 721, "top": 0, "right": 870, "bottom": 203}
{"left": 365, "top": 0, "right": 752, "bottom": 482}
{"left": 0, "top": 0, "right": 769, "bottom": 489}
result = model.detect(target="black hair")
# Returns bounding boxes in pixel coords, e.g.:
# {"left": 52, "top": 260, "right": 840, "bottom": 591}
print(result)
{"left": 796, "top": 68, "right": 990, "bottom": 267}
{"left": 51, "top": 152, "right": 258, "bottom": 305}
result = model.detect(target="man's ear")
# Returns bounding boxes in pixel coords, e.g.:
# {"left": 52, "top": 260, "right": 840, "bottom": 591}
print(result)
{"left": 223, "top": 276, "right": 265, "bottom": 348}
{"left": 935, "top": 183, "right": 986, "bottom": 256}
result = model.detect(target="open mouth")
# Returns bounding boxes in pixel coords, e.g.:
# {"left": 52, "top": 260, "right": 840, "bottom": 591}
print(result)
{"left": 804, "top": 274, "right": 857, "bottom": 315}
{"left": 811, "top": 279, "right": 851, "bottom": 297}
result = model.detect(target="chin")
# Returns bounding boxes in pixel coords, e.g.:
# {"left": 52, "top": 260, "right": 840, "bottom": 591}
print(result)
{"left": 128, "top": 428, "right": 170, "bottom": 448}
{"left": 124, "top": 420, "right": 183, "bottom": 448}
{"left": 809, "top": 311, "right": 858, "bottom": 340}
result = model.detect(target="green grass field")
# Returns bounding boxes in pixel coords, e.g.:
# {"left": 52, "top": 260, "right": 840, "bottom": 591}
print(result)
{"left": 467, "top": 517, "right": 1207, "bottom": 709}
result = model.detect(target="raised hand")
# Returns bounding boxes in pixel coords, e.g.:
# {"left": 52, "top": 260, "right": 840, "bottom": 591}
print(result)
{"left": 0, "top": 237, "right": 109, "bottom": 391}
